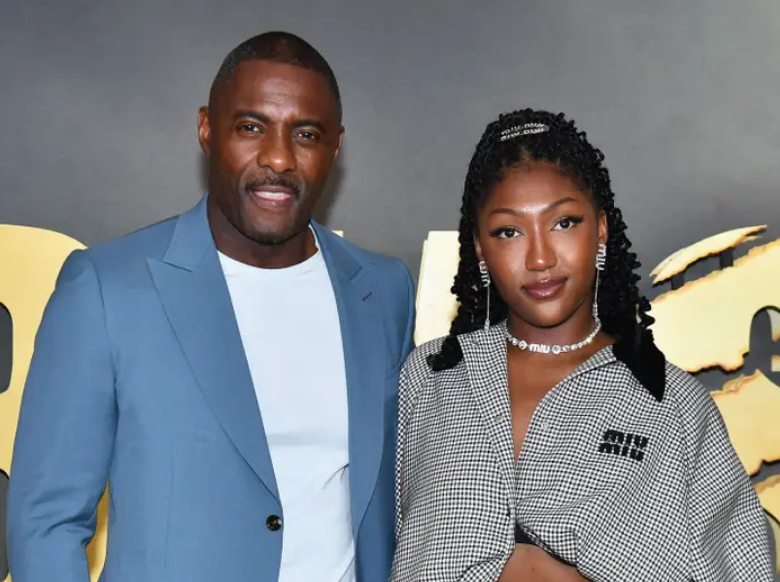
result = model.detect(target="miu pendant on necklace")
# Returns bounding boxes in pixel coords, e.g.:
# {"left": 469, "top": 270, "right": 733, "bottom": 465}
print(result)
{"left": 504, "top": 318, "right": 602, "bottom": 355}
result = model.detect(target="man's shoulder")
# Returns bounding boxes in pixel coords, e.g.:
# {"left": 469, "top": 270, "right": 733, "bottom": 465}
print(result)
{"left": 67, "top": 213, "right": 180, "bottom": 280}
{"left": 319, "top": 226, "right": 412, "bottom": 284}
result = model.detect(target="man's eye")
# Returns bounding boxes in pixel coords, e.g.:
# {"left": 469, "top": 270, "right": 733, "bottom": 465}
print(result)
{"left": 295, "top": 130, "right": 319, "bottom": 141}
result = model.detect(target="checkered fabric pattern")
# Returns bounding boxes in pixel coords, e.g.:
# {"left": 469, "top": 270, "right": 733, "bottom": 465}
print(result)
{"left": 391, "top": 322, "right": 773, "bottom": 582}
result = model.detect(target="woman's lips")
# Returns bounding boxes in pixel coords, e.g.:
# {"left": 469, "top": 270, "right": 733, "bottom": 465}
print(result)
{"left": 522, "top": 277, "right": 567, "bottom": 300}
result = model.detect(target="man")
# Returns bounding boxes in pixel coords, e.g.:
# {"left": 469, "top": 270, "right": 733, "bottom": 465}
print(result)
{"left": 7, "top": 32, "right": 415, "bottom": 582}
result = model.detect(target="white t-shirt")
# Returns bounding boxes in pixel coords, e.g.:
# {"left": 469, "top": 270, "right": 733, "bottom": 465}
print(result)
{"left": 219, "top": 234, "right": 355, "bottom": 582}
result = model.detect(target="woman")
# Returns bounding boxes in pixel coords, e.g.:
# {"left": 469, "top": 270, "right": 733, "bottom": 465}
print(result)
{"left": 392, "top": 109, "right": 773, "bottom": 581}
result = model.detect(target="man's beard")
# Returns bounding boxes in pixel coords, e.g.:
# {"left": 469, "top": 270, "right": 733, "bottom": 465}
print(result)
{"left": 250, "top": 225, "right": 308, "bottom": 246}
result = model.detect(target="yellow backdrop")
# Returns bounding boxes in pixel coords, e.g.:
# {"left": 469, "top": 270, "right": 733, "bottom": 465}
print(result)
{"left": 1, "top": 223, "right": 778, "bottom": 579}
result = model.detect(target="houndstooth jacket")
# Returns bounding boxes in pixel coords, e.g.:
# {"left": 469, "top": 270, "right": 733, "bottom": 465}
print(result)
{"left": 391, "top": 322, "right": 773, "bottom": 582}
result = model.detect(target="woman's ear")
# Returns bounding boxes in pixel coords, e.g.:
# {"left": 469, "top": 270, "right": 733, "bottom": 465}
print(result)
{"left": 474, "top": 232, "right": 485, "bottom": 263}
{"left": 597, "top": 210, "right": 608, "bottom": 246}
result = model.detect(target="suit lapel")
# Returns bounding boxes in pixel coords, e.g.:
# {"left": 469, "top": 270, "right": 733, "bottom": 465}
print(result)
{"left": 148, "top": 198, "right": 279, "bottom": 500}
{"left": 459, "top": 325, "right": 515, "bottom": 505}
{"left": 313, "top": 223, "right": 385, "bottom": 537}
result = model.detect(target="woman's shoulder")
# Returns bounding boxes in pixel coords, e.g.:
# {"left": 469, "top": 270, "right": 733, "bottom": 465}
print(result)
{"left": 397, "top": 338, "right": 449, "bottom": 419}
{"left": 661, "top": 360, "right": 724, "bottom": 431}
{"left": 663, "top": 361, "right": 712, "bottom": 406}
{"left": 401, "top": 336, "right": 447, "bottom": 381}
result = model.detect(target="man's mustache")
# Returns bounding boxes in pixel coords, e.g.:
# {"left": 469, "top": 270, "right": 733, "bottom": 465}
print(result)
{"left": 245, "top": 174, "right": 301, "bottom": 197}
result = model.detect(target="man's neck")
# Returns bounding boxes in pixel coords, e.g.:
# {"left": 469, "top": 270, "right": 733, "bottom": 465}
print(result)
{"left": 208, "top": 205, "right": 317, "bottom": 269}
{"left": 219, "top": 229, "right": 317, "bottom": 269}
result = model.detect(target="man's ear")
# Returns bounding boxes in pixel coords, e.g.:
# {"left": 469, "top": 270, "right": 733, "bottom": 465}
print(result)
{"left": 197, "top": 106, "right": 212, "bottom": 157}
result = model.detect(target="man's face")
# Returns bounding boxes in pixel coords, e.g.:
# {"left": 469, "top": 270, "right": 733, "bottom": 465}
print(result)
{"left": 199, "top": 60, "right": 343, "bottom": 246}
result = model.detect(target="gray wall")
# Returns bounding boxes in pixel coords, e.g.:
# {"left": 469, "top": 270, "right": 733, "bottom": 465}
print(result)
{"left": 3, "top": 0, "right": 780, "bottom": 284}
{"left": 2, "top": 0, "right": 779, "bottom": 576}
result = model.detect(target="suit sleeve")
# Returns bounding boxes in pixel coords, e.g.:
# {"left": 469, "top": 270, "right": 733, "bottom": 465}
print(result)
{"left": 7, "top": 250, "right": 117, "bottom": 582}
{"left": 681, "top": 375, "right": 774, "bottom": 581}
{"left": 391, "top": 257, "right": 415, "bottom": 539}
{"left": 396, "top": 258, "right": 416, "bottom": 366}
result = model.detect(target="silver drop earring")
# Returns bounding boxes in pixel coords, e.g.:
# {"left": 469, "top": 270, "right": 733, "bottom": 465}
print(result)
{"left": 479, "top": 260, "right": 491, "bottom": 331}
{"left": 593, "top": 242, "right": 607, "bottom": 319}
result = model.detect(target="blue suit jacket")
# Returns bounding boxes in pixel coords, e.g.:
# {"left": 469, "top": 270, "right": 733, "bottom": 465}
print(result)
{"left": 7, "top": 197, "right": 416, "bottom": 582}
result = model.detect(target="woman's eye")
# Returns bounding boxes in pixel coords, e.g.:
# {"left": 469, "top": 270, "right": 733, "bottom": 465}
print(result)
{"left": 491, "top": 227, "right": 521, "bottom": 239}
{"left": 554, "top": 216, "right": 583, "bottom": 231}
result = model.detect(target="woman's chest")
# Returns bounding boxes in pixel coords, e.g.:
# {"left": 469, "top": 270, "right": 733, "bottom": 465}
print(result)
{"left": 507, "top": 361, "right": 567, "bottom": 461}
{"left": 408, "top": 372, "right": 686, "bottom": 523}
{"left": 510, "top": 378, "right": 690, "bottom": 571}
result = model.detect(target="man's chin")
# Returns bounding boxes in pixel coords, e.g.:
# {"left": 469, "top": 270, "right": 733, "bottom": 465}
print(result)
{"left": 251, "top": 233, "right": 289, "bottom": 246}
{"left": 247, "top": 223, "right": 310, "bottom": 247}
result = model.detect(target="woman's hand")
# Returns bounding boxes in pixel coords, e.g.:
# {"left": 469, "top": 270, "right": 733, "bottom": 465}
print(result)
{"left": 498, "top": 544, "right": 589, "bottom": 582}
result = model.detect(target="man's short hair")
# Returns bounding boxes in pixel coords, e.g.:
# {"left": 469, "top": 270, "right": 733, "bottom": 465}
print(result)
{"left": 210, "top": 31, "right": 342, "bottom": 121}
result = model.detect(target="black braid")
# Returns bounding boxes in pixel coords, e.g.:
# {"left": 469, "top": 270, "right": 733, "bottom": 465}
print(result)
{"left": 428, "top": 109, "right": 665, "bottom": 399}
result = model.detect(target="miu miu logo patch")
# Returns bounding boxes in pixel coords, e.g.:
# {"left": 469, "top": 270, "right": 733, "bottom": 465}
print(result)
{"left": 598, "top": 429, "right": 649, "bottom": 462}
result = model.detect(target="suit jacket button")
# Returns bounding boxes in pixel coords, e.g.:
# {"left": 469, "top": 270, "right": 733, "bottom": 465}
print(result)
{"left": 266, "top": 515, "right": 282, "bottom": 531}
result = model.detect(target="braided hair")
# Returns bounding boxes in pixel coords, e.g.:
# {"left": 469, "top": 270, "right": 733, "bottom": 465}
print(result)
{"left": 428, "top": 109, "right": 666, "bottom": 399}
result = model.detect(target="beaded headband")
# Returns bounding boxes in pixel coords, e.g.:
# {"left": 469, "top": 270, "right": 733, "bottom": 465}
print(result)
{"left": 499, "top": 122, "right": 549, "bottom": 142}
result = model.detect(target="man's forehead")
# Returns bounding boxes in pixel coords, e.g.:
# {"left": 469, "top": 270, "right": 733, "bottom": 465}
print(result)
{"left": 220, "top": 60, "right": 336, "bottom": 114}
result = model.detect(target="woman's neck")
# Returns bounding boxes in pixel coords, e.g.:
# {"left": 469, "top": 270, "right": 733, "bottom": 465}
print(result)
{"left": 506, "top": 299, "right": 596, "bottom": 348}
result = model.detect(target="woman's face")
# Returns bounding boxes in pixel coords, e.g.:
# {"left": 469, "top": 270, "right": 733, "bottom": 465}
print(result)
{"left": 475, "top": 163, "right": 607, "bottom": 330}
